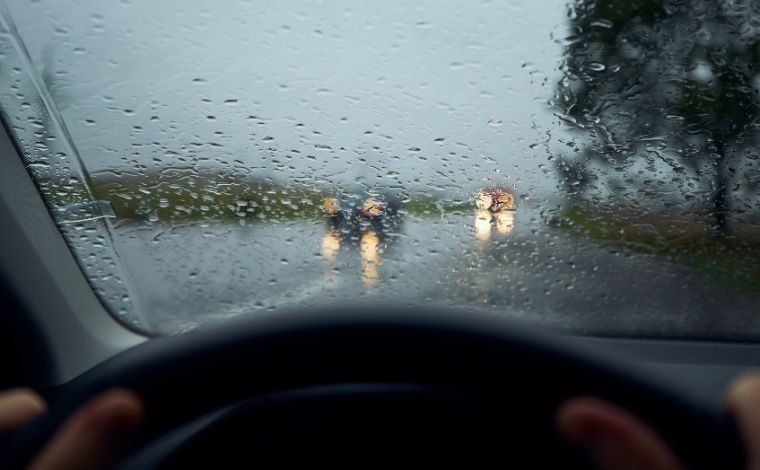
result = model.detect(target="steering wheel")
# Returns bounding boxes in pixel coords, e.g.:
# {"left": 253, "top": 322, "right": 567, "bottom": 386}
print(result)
{"left": 0, "top": 306, "right": 746, "bottom": 469}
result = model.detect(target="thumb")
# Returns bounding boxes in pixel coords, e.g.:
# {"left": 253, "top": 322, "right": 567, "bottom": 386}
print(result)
{"left": 29, "top": 389, "right": 143, "bottom": 470}
{"left": 725, "top": 373, "right": 760, "bottom": 470}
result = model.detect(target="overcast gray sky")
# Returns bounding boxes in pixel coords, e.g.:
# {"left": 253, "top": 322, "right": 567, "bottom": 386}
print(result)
{"left": 8, "top": 0, "right": 571, "bottom": 198}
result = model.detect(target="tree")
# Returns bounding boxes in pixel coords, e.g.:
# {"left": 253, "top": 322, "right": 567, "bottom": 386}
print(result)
{"left": 556, "top": 0, "right": 760, "bottom": 235}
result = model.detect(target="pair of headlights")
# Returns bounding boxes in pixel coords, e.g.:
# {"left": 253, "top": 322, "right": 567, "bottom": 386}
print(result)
{"left": 475, "top": 189, "right": 517, "bottom": 212}
{"left": 322, "top": 188, "right": 516, "bottom": 219}
{"left": 322, "top": 196, "right": 385, "bottom": 218}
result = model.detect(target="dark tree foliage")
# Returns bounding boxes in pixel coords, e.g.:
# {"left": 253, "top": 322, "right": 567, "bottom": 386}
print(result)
{"left": 556, "top": 0, "right": 760, "bottom": 235}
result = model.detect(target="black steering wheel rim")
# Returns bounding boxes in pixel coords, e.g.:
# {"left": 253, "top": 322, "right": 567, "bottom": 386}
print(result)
{"left": 0, "top": 306, "right": 746, "bottom": 469}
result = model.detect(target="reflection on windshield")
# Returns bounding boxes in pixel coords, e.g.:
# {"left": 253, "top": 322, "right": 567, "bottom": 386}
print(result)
{"left": 320, "top": 225, "right": 386, "bottom": 288}
{"left": 360, "top": 229, "right": 382, "bottom": 287}
{"left": 495, "top": 211, "right": 515, "bottom": 235}
{"left": 474, "top": 210, "right": 493, "bottom": 242}
{"left": 321, "top": 228, "right": 341, "bottom": 276}
{"left": 474, "top": 208, "right": 516, "bottom": 241}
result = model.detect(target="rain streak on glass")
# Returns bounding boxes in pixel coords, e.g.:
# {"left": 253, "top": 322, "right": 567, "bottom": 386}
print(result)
{"left": 3, "top": 0, "right": 760, "bottom": 338}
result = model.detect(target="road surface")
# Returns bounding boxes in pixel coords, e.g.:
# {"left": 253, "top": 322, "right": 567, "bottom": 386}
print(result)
{"left": 110, "top": 208, "right": 760, "bottom": 339}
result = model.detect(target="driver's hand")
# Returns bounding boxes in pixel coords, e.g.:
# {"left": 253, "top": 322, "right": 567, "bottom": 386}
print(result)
{"left": 556, "top": 373, "right": 760, "bottom": 470}
{"left": 0, "top": 388, "right": 143, "bottom": 470}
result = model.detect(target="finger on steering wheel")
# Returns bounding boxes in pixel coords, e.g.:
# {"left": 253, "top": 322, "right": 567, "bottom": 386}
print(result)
{"left": 0, "top": 389, "right": 46, "bottom": 435}
{"left": 557, "top": 397, "right": 685, "bottom": 470}
{"left": 28, "top": 389, "right": 142, "bottom": 470}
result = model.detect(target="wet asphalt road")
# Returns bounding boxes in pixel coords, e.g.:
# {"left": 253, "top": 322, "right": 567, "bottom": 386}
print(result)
{"left": 111, "top": 208, "right": 760, "bottom": 339}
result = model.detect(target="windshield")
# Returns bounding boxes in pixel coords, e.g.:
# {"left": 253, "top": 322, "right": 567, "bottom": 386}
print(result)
{"left": 2, "top": 0, "right": 760, "bottom": 338}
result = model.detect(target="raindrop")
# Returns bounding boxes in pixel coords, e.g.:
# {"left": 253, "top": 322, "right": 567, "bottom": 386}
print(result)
{"left": 590, "top": 19, "right": 613, "bottom": 28}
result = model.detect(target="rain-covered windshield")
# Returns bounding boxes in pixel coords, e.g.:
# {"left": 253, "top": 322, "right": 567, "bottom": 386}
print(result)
{"left": 2, "top": 0, "right": 760, "bottom": 338}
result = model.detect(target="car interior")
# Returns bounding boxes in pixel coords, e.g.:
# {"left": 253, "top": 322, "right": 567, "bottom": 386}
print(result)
{"left": 1, "top": 0, "right": 760, "bottom": 468}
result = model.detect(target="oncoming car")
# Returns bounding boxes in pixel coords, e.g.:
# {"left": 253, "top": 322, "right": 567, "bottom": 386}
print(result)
{"left": 322, "top": 186, "right": 402, "bottom": 230}
{"left": 474, "top": 186, "right": 517, "bottom": 239}
{"left": 476, "top": 187, "right": 517, "bottom": 212}
{"left": 321, "top": 186, "right": 402, "bottom": 287}
{"left": 0, "top": 0, "right": 759, "bottom": 468}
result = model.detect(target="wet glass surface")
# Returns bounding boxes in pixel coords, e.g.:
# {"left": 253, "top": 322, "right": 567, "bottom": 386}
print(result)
{"left": 2, "top": 0, "right": 760, "bottom": 337}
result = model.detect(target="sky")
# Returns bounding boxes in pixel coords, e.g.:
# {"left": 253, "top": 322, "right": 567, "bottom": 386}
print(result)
{"left": 7, "top": 0, "right": 572, "bottom": 199}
